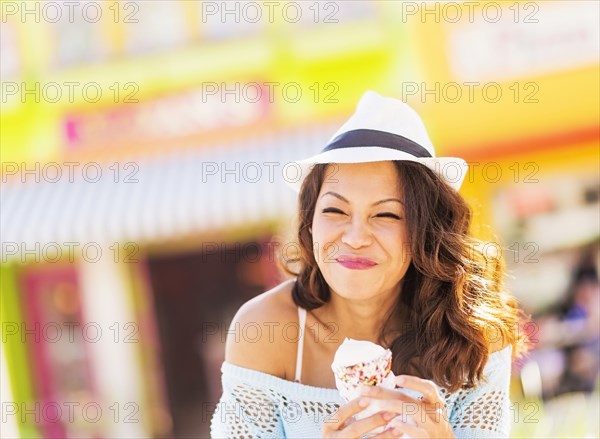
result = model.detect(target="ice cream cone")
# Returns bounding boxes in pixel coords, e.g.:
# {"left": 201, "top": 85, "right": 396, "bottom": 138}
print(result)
{"left": 331, "top": 338, "right": 397, "bottom": 435}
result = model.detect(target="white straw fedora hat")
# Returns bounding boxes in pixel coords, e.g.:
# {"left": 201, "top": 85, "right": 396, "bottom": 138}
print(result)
{"left": 284, "top": 90, "right": 468, "bottom": 192}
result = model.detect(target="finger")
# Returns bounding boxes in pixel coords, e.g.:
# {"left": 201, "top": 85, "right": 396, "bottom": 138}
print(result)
{"left": 376, "top": 398, "right": 450, "bottom": 428}
{"left": 322, "top": 397, "right": 371, "bottom": 433}
{"left": 370, "top": 399, "right": 422, "bottom": 423}
{"left": 395, "top": 375, "right": 444, "bottom": 404}
{"left": 340, "top": 411, "right": 392, "bottom": 438}
{"left": 384, "top": 379, "right": 448, "bottom": 425}
{"left": 361, "top": 385, "right": 421, "bottom": 406}
{"left": 370, "top": 426, "right": 405, "bottom": 438}
{"left": 386, "top": 421, "right": 429, "bottom": 438}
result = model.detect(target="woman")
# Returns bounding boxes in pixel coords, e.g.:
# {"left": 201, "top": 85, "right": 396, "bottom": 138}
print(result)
{"left": 211, "top": 91, "right": 529, "bottom": 438}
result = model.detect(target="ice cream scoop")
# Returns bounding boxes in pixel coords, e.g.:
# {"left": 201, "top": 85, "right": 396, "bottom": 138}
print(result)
{"left": 332, "top": 338, "right": 394, "bottom": 398}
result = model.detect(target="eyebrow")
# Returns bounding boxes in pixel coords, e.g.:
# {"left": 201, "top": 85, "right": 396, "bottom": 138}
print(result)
{"left": 320, "top": 191, "right": 404, "bottom": 206}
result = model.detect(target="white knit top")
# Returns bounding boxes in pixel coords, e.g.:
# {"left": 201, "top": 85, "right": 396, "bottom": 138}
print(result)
{"left": 211, "top": 307, "right": 513, "bottom": 438}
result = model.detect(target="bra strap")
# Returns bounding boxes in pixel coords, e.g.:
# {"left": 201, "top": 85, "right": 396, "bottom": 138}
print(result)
{"left": 294, "top": 307, "right": 307, "bottom": 383}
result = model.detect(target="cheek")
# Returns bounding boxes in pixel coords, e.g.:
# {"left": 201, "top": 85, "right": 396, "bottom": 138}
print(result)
{"left": 387, "top": 226, "right": 411, "bottom": 263}
{"left": 312, "top": 234, "right": 338, "bottom": 265}
{"left": 311, "top": 220, "right": 337, "bottom": 244}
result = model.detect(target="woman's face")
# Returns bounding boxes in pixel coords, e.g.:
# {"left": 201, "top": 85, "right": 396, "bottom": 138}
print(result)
{"left": 311, "top": 161, "right": 412, "bottom": 301}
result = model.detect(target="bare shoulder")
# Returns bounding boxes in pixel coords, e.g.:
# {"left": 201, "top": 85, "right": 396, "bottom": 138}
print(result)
{"left": 225, "top": 279, "right": 298, "bottom": 378}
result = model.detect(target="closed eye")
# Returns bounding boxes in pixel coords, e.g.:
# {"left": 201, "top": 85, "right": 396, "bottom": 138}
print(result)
{"left": 376, "top": 213, "right": 402, "bottom": 220}
{"left": 322, "top": 208, "right": 346, "bottom": 215}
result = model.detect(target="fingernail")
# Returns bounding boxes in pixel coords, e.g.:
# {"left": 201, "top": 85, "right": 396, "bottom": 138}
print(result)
{"left": 382, "top": 411, "right": 394, "bottom": 421}
{"left": 392, "top": 427, "right": 403, "bottom": 435}
{"left": 359, "top": 397, "right": 370, "bottom": 407}
{"left": 360, "top": 385, "right": 372, "bottom": 395}
{"left": 396, "top": 376, "right": 405, "bottom": 385}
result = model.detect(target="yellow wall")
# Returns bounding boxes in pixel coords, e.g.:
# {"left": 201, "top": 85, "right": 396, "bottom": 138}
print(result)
{"left": 460, "top": 139, "right": 599, "bottom": 242}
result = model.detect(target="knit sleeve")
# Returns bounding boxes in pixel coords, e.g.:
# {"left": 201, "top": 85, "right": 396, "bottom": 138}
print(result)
{"left": 445, "top": 346, "right": 513, "bottom": 439}
{"left": 210, "top": 365, "right": 286, "bottom": 438}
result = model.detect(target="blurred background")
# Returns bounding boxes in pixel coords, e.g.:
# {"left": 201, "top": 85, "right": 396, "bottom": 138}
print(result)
{"left": 0, "top": 1, "right": 598, "bottom": 438}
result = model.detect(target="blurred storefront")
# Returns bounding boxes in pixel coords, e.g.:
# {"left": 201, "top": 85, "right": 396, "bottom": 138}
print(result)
{"left": 1, "top": 1, "right": 599, "bottom": 438}
{"left": 406, "top": 0, "right": 600, "bottom": 308}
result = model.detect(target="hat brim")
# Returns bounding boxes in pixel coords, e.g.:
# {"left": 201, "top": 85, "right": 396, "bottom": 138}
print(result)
{"left": 284, "top": 147, "right": 468, "bottom": 192}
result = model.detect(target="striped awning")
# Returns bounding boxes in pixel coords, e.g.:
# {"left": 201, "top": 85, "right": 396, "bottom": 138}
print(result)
{"left": 1, "top": 124, "right": 338, "bottom": 261}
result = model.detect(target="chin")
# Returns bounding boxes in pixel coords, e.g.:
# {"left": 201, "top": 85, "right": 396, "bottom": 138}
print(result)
{"left": 323, "top": 273, "right": 380, "bottom": 300}
{"left": 332, "top": 290, "right": 378, "bottom": 301}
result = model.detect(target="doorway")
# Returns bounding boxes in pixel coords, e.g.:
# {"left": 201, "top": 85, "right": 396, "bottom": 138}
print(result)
{"left": 145, "top": 237, "right": 280, "bottom": 437}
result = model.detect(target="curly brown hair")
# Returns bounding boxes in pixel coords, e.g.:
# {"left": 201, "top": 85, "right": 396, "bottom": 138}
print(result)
{"left": 278, "top": 161, "right": 531, "bottom": 392}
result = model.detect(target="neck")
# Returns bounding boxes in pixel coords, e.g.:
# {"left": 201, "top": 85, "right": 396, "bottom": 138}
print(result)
{"left": 315, "top": 285, "right": 400, "bottom": 346}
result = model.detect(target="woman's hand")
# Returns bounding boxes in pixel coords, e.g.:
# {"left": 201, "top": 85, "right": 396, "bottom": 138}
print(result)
{"left": 359, "top": 375, "right": 456, "bottom": 439}
{"left": 322, "top": 396, "right": 406, "bottom": 438}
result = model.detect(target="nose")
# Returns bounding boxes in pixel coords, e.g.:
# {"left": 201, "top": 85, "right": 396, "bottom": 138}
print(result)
{"left": 340, "top": 217, "right": 373, "bottom": 249}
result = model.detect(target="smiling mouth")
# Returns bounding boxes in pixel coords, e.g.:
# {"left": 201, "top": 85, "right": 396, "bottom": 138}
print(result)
{"left": 335, "top": 257, "right": 378, "bottom": 270}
